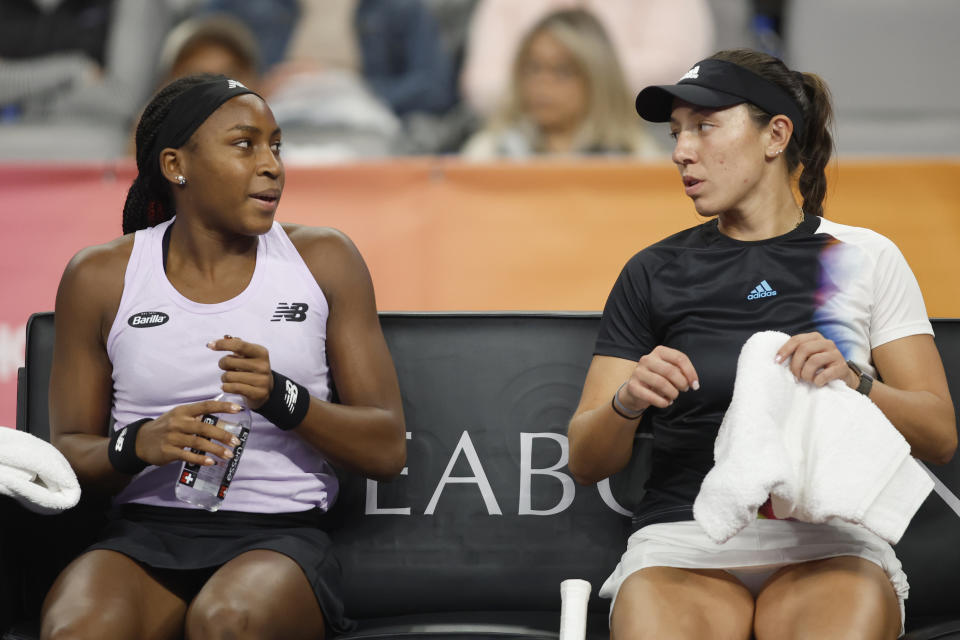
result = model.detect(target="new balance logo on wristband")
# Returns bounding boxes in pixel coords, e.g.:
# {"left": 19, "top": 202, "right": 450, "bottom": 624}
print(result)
{"left": 271, "top": 302, "right": 308, "bottom": 322}
{"left": 284, "top": 380, "right": 298, "bottom": 414}
{"left": 115, "top": 428, "right": 126, "bottom": 452}
{"left": 747, "top": 280, "right": 777, "bottom": 300}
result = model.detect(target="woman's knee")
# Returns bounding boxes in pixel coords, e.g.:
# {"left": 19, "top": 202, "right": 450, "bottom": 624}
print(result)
{"left": 185, "top": 593, "right": 270, "bottom": 640}
{"left": 755, "top": 557, "right": 900, "bottom": 640}
{"left": 41, "top": 552, "right": 152, "bottom": 640}
{"left": 611, "top": 567, "right": 753, "bottom": 640}
{"left": 42, "top": 605, "right": 138, "bottom": 640}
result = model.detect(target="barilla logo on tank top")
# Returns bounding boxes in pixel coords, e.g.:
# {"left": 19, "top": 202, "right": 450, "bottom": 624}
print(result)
{"left": 747, "top": 280, "right": 778, "bottom": 300}
{"left": 128, "top": 311, "right": 169, "bottom": 328}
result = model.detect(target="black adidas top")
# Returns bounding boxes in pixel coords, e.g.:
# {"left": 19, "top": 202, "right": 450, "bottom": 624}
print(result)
{"left": 595, "top": 214, "right": 932, "bottom": 530}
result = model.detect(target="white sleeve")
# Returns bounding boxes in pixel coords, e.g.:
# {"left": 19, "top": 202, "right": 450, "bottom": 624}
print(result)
{"left": 870, "top": 237, "right": 933, "bottom": 347}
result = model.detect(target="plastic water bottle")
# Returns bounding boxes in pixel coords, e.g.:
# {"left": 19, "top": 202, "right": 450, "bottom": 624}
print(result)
{"left": 174, "top": 392, "right": 251, "bottom": 511}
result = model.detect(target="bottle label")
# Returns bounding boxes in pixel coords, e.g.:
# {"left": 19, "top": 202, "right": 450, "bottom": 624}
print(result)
{"left": 178, "top": 461, "right": 200, "bottom": 487}
{"left": 217, "top": 425, "right": 249, "bottom": 498}
{"left": 176, "top": 413, "right": 242, "bottom": 494}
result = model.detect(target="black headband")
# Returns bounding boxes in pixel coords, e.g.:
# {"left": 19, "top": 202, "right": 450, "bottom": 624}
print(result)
{"left": 635, "top": 59, "right": 805, "bottom": 142}
{"left": 137, "top": 76, "right": 260, "bottom": 172}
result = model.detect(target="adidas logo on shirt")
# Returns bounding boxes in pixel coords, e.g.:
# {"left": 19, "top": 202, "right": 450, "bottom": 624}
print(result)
{"left": 747, "top": 280, "right": 777, "bottom": 300}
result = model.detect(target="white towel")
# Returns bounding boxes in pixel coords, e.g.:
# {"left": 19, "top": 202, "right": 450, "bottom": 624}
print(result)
{"left": 0, "top": 426, "right": 80, "bottom": 513}
{"left": 693, "top": 331, "right": 932, "bottom": 545}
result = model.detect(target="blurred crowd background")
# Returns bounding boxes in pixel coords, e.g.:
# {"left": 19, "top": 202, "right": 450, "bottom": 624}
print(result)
{"left": 0, "top": 0, "right": 958, "bottom": 163}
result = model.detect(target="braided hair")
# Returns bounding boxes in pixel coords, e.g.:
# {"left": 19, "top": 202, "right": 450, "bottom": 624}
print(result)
{"left": 122, "top": 74, "right": 220, "bottom": 234}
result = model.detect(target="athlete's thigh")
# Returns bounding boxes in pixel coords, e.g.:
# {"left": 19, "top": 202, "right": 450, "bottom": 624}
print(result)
{"left": 185, "top": 549, "right": 325, "bottom": 640}
{"left": 754, "top": 556, "right": 900, "bottom": 640}
{"left": 41, "top": 549, "right": 188, "bottom": 640}
{"left": 611, "top": 566, "right": 754, "bottom": 640}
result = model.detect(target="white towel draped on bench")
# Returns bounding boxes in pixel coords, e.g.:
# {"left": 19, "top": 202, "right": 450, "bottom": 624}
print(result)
{"left": 693, "top": 331, "right": 932, "bottom": 545}
{"left": 0, "top": 426, "right": 80, "bottom": 513}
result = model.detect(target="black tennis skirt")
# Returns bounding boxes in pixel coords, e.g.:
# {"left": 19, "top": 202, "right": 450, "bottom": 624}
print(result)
{"left": 87, "top": 503, "right": 355, "bottom": 635}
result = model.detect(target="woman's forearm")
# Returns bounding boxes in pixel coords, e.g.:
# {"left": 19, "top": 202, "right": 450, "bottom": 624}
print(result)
{"left": 292, "top": 399, "right": 406, "bottom": 481}
{"left": 870, "top": 382, "right": 957, "bottom": 464}
{"left": 567, "top": 403, "right": 642, "bottom": 486}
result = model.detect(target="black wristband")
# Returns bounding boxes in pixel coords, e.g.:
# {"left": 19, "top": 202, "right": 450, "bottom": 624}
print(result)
{"left": 108, "top": 418, "right": 150, "bottom": 475}
{"left": 255, "top": 370, "right": 310, "bottom": 430}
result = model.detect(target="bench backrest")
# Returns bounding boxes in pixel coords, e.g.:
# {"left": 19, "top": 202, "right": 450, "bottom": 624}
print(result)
{"left": 16, "top": 313, "right": 960, "bottom": 622}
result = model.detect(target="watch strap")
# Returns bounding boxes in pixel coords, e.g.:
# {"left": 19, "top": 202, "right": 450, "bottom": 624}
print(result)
{"left": 846, "top": 360, "right": 874, "bottom": 396}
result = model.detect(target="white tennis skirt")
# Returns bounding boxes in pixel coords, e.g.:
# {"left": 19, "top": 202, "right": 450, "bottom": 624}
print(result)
{"left": 599, "top": 519, "right": 907, "bottom": 633}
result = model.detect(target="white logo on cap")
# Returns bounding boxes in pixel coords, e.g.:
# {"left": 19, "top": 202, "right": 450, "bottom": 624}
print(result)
{"left": 680, "top": 65, "right": 700, "bottom": 81}
{"left": 227, "top": 79, "right": 246, "bottom": 90}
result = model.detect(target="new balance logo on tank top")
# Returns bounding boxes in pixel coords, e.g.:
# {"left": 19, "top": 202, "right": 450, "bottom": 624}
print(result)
{"left": 595, "top": 215, "right": 932, "bottom": 530}
{"left": 107, "top": 218, "right": 335, "bottom": 514}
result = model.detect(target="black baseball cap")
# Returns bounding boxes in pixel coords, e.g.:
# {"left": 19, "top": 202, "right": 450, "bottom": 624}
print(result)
{"left": 635, "top": 58, "right": 805, "bottom": 140}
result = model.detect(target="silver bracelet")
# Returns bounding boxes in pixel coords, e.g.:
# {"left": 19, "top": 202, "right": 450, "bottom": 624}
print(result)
{"left": 611, "top": 381, "right": 645, "bottom": 420}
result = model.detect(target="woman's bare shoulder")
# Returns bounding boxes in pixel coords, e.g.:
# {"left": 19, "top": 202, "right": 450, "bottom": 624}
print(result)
{"left": 57, "top": 234, "right": 136, "bottom": 319}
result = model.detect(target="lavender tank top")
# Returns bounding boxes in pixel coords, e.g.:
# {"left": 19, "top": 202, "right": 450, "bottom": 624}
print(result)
{"left": 107, "top": 218, "right": 336, "bottom": 513}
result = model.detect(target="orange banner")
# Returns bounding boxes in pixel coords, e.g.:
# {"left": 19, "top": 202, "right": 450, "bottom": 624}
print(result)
{"left": 1, "top": 158, "right": 958, "bottom": 426}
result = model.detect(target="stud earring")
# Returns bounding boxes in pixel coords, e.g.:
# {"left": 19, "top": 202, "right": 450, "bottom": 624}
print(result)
{"left": 177, "top": 175, "right": 186, "bottom": 185}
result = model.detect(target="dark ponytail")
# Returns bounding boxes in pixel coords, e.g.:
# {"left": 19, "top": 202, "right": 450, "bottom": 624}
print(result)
{"left": 709, "top": 50, "right": 835, "bottom": 218}
{"left": 122, "top": 74, "right": 219, "bottom": 234}
{"left": 794, "top": 72, "right": 834, "bottom": 219}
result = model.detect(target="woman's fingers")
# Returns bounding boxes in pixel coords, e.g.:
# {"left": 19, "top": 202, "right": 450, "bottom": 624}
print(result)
{"left": 217, "top": 354, "right": 271, "bottom": 374}
{"left": 170, "top": 430, "right": 234, "bottom": 461}
{"left": 206, "top": 335, "right": 268, "bottom": 358}
{"left": 625, "top": 377, "right": 673, "bottom": 409}
{"left": 655, "top": 347, "right": 700, "bottom": 390}
{"left": 221, "top": 381, "right": 269, "bottom": 407}
{"left": 623, "top": 346, "right": 700, "bottom": 410}
{"left": 776, "top": 332, "right": 850, "bottom": 387}
{"left": 183, "top": 400, "right": 243, "bottom": 417}
{"left": 135, "top": 402, "right": 243, "bottom": 466}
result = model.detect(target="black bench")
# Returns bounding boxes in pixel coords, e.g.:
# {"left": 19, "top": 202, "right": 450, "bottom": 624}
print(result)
{"left": 3, "top": 312, "right": 959, "bottom": 639}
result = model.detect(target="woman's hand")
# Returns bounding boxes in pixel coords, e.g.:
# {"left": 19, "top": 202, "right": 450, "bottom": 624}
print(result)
{"left": 208, "top": 335, "right": 274, "bottom": 409}
{"left": 134, "top": 400, "right": 243, "bottom": 467}
{"left": 620, "top": 346, "right": 700, "bottom": 413}
{"left": 775, "top": 332, "right": 858, "bottom": 388}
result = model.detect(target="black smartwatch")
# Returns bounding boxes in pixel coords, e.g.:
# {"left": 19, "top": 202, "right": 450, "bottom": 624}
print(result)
{"left": 846, "top": 360, "right": 874, "bottom": 396}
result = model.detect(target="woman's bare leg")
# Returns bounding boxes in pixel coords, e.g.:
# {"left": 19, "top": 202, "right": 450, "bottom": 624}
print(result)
{"left": 185, "top": 549, "right": 326, "bottom": 640}
{"left": 754, "top": 556, "right": 900, "bottom": 640}
{"left": 611, "top": 566, "right": 754, "bottom": 640}
{"left": 41, "top": 550, "right": 188, "bottom": 640}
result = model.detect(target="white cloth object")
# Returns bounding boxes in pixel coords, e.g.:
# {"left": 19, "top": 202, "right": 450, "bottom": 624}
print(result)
{"left": 0, "top": 427, "right": 80, "bottom": 513}
{"left": 693, "top": 331, "right": 932, "bottom": 545}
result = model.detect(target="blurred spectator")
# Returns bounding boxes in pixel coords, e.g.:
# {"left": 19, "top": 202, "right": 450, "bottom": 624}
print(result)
{"left": 156, "top": 13, "right": 261, "bottom": 92}
{"left": 356, "top": 0, "right": 457, "bottom": 116}
{"left": 708, "top": 0, "right": 758, "bottom": 52}
{"left": 200, "top": 0, "right": 297, "bottom": 72}
{"left": 394, "top": 0, "right": 482, "bottom": 154}
{"left": 200, "top": 0, "right": 456, "bottom": 117}
{"left": 461, "top": 9, "right": 661, "bottom": 160}
{"left": 192, "top": 0, "right": 457, "bottom": 160}
{"left": 0, "top": 0, "right": 172, "bottom": 161}
{"left": 460, "top": 0, "right": 714, "bottom": 117}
